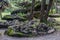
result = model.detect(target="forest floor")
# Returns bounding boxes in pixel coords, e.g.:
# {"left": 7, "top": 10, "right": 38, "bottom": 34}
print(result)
{"left": 0, "top": 18, "right": 60, "bottom": 40}
{"left": 0, "top": 29, "right": 60, "bottom": 40}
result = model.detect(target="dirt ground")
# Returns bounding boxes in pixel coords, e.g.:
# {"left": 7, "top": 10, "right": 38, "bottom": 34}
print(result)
{"left": 0, "top": 18, "right": 60, "bottom": 40}
{"left": 0, "top": 29, "right": 60, "bottom": 40}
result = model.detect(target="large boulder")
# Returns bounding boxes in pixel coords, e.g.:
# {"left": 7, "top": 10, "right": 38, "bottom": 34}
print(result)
{"left": 5, "top": 19, "right": 55, "bottom": 37}
{"left": 37, "top": 23, "right": 55, "bottom": 34}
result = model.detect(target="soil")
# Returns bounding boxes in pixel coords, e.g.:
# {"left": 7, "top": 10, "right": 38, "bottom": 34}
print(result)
{"left": 0, "top": 29, "right": 60, "bottom": 40}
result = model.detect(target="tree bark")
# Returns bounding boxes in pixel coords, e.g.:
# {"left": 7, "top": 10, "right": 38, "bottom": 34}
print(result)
{"left": 40, "top": 0, "right": 53, "bottom": 23}
{"left": 40, "top": 0, "right": 46, "bottom": 23}
{"left": 45, "top": 0, "right": 53, "bottom": 23}
{"left": 0, "top": 12, "right": 2, "bottom": 20}
{"left": 29, "top": 0, "right": 35, "bottom": 20}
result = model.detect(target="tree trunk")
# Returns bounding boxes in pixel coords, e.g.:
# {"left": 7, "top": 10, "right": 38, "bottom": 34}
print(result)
{"left": 45, "top": 0, "right": 53, "bottom": 23}
{"left": 29, "top": 0, "right": 35, "bottom": 20}
{"left": 0, "top": 12, "right": 2, "bottom": 20}
{"left": 40, "top": 0, "right": 46, "bottom": 23}
{"left": 40, "top": 0, "right": 53, "bottom": 23}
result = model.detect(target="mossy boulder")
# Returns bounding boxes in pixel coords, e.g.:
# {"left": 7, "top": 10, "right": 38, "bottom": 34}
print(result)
{"left": 5, "top": 19, "right": 55, "bottom": 37}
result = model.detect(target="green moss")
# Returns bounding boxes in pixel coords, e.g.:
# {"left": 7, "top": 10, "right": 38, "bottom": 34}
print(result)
{"left": 3, "top": 15, "right": 12, "bottom": 19}
{"left": 7, "top": 27, "right": 14, "bottom": 35}
{"left": 8, "top": 30, "right": 14, "bottom": 35}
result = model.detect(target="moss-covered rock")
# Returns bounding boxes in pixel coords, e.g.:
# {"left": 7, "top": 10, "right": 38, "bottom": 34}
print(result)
{"left": 5, "top": 19, "right": 55, "bottom": 37}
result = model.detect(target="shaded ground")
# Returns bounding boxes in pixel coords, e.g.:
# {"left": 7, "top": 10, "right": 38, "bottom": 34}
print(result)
{"left": 0, "top": 18, "right": 60, "bottom": 40}
{"left": 0, "top": 29, "right": 60, "bottom": 40}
